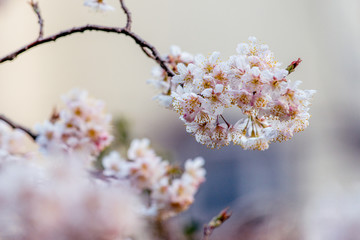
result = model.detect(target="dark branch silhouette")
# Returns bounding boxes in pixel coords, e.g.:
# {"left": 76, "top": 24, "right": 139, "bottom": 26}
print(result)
{"left": 0, "top": 25, "right": 174, "bottom": 77}
{"left": 0, "top": 115, "right": 38, "bottom": 140}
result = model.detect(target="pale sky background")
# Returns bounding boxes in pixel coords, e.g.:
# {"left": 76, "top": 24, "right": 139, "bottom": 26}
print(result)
{"left": 1, "top": 0, "right": 360, "bottom": 238}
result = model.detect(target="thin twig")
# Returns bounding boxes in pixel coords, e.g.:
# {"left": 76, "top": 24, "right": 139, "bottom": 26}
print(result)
{"left": 29, "top": 0, "right": 44, "bottom": 40}
{"left": 119, "top": 0, "right": 132, "bottom": 30}
{"left": 220, "top": 114, "right": 231, "bottom": 128}
{"left": 202, "top": 208, "right": 232, "bottom": 240}
{"left": 0, "top": 24, "right": 174, "bottom": 77}
{"left": 0, "top": 115, "right": 38, "bottom": 140}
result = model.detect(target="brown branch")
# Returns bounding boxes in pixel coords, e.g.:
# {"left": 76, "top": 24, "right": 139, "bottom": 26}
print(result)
{"left": 202, "top": 208, "right": 232, "bottom": 240}
{"left": 0, "top": 0, "right": 175, "bottom": 143}
{"left": 29, "top": 0, "right": 44, "bottom": 40}
{"left": 119, "top": 0, "right": 132, "bottom": 30}
{"left": 0, "top": 115, "right": 38, "bottom": 140}
{"left": 0, "top": 25, "right": 174, "bottom": 142}
{"left": 0, "top": 24, "right": 174, "bottom": 77}
{"left": 141, "top": 46, "right": 155, "bottom": 60}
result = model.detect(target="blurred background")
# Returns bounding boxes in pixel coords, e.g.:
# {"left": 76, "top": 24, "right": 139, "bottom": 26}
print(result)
{"left": 0, "top": 0, "right": 360, "bottom": 239}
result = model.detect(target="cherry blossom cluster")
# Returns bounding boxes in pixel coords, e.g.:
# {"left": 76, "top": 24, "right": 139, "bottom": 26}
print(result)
{"left": 150, "top": 37, "right": 316, "bottom": 150}
{"left": 0, "top": 160, "right": 146, "bottom": 240}
{"left": 35, "top": 89, "right": 113, "bottom": 162}
{"left": 102, "top": 138, "right": 206, "bottom": 219}
{"left": 0, "top": 89, "right": 207, "bottom": 238}
{"left": 147, "top": 45, "right": 194, "bottom": 108}
{"left": 0, "top": 121, "right": 31, "bottom": 162}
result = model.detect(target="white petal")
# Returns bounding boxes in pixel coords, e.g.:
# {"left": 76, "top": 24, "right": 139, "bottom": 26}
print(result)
{"left": 170, "top": 45, "right": 181, "bottom": 56}
{"left": 201, "top": 88, "right": 213, "bottom": 97}
{"left": 209, "top": 52, "right": 220, "bottom": 64}
{"left": 215, "top": 84, "right": 224, "bottom": 93}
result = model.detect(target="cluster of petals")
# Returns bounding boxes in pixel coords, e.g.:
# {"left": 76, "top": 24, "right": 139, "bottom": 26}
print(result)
{"left": 0, "top": 120, "right": 31, "bottom": 162}
{"left": 150, "top": 37, "right": 316, "bottom": 150}
{"left": 102, "top": 138, "right": 206, "bottom": 219}
{"left": 84, "top": 0, "right": 115, "bottom": 11}
{"left": 0, "top": 89, "right": 205, "bottom": 236}
{"left": 35, "top": 89, "right": 113, "bottom": 161}
{"left": 0, "top": 160, "right": 145, "bottom": 240}
{"left": 147, "top": 45, "right": 194, "bottom": 108}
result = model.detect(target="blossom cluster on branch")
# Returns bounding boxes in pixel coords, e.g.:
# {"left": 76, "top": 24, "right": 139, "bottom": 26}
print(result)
{"left": 0, "top": 121, "right": 32, "bottom": 162}
{"left": 0, "top": 89, "right": 206, "bottom": 239}
{"left": 102, "top": 139, "right": 205, "bottom": 219}
{"left": 0, "top": 0, "right": 319, "bottom": 238}
{"left": 35, "top": 89, "right": 113, "bottom": 163}
{"left": 149, "top": 37, "right": 316, "bottom": 150}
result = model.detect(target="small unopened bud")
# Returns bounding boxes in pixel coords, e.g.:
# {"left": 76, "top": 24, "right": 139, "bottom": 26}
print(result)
{"left": 209, "top": 207, "right": 232, "bottom": 228}
{"left": 286, "top": 58, "right": 302, "bottom": 74}
{"left": 202, "top": 208, "right": 232, "bottom": 240}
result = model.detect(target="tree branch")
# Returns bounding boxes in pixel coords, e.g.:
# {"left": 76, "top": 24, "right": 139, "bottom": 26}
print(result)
{"left": 0, "top": 115, "right": 38, "bottom": 140}
{"left": 119, "top": 0, "right": 132, "bottom": 31}
{"left": 141, "top": 46, "right": 156, "bottom": 60}
{"left": 0, "top": 25, "right": 174, "bottom": 142}
{"left": 29, "top": 0, "right": 44, "bottom": 40}
{"left": 0, "top": 24, "right": 174, "bottom": 77}
{"left": 0, "top": 0, "right": 175, "bottom": 143}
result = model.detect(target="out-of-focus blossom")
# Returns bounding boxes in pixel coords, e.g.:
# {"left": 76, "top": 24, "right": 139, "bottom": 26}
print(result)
{"left": 182, "top": 157, "right": 206, "bottom": 186}
{"left": 84, "top": 0, "right": 115, "bottom": 11}
{"left": 0, "top": 160, "right": 146, "bottom": 240}
{"left": 156, "top": 157, "right": 205, "bottom": 218}
{"left": 0, "top": 120, "right": 32, "bottom": 162}
{"left": 35, "top": 89, "right": 113, "bottom": 163}
{"left": 127, "top": 138, "right": 156, "bottom": 160}
{"left": 127, "top": 155, "right": 169, "bottom": 190}
{"left": 149, "top": 37, "right": 316, "bottom": 150}
{"left": 102, "top": 151, "right": 128, "bottom": 177}
{"left": 101, "top": 138, "right": 206, "bottom": 219}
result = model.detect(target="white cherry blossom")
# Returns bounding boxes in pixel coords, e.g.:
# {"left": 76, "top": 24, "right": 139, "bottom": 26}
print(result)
{"left": 35, "top": 89, "right": 113, "bottom": 162}
{"left": 149, "top": 37, "right": 316, "bottom": 150}
{"left": 101, "top": 138, "right": 206, "bottom": 220}
{"left": 84, "top": 0, "right": 115, "bottom": 11}
{"left": 127, "top": 138, "right": 156, "bottom": 160}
